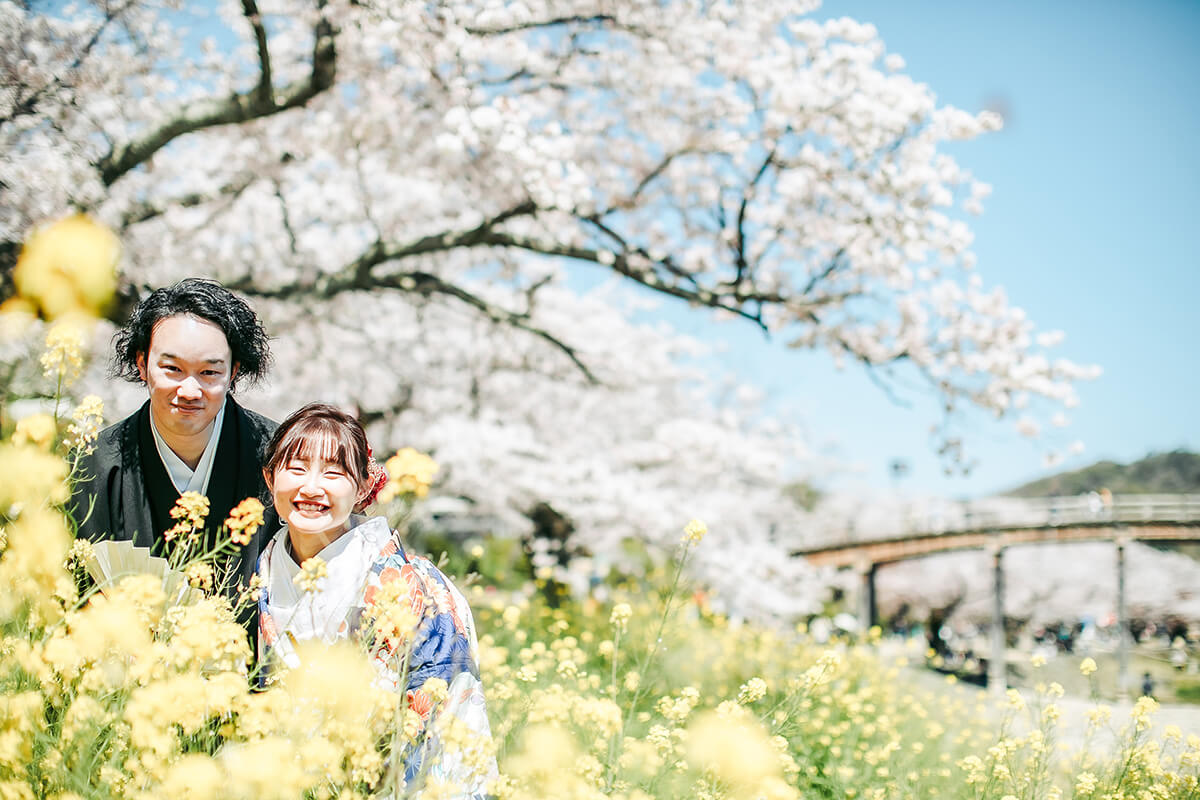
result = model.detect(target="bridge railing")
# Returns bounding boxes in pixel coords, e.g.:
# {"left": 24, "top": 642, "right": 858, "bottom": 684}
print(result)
{"left": 955, "top": 494, "right": 1200, "bottom": 531}
{"left": 809, "top": 494, "right": 1200, "bottom": 551}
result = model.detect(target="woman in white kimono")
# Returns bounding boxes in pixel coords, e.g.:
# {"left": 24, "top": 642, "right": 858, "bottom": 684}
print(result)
{"left": 255, "top": 402, "right": 496, "bottom": 798}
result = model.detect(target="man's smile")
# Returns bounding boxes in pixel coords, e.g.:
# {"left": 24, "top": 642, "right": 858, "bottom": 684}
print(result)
{"left": 172, "top": 404, "right": 205, "bottom": 413}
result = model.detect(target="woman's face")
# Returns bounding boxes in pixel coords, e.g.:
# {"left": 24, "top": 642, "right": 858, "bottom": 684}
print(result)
{"left": 269, "top": 449, "right": 363, "bottom": 547}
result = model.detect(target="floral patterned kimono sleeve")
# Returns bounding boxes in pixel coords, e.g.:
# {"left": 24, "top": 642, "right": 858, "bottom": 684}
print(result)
{"left": 362, "top": 537, "right": 497, "bottom": 799}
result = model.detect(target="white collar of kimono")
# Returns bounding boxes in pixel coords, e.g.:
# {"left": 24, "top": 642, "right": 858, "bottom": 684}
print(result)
{"left": 148, "top": 399, "right": 226, "bottom": 496}
{"left": 265, "top": 515, "right": 393, "bottom": 666}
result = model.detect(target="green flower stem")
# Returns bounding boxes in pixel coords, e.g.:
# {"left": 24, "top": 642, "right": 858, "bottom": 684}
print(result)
{"left": 603, "top": 539, "right": 695, "bottom": 791}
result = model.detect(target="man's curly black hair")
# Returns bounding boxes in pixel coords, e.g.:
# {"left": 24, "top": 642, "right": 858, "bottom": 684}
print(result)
{"left": 111, "top": 278, "right": 272, "bottom": 392}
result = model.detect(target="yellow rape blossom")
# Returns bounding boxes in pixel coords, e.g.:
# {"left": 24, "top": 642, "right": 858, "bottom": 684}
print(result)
{"left": 361, "top": 574, "right": 419, "bottom": 649}
{"left": 238, "top": 573, "right": 265, "bottom": 605}
{"left": 681, "top": 518, "right": 707, "bottom": 544}
{"left": 63, "top": 538, "right": 95, "bottom": 572}
{"left": 185, "top": 563, "right": 215, "bottom": 592}
{"left": 377, "top": 447, "right": 439, "bottom": 502}
{"left": 64, "top": 394, "right": 104, "bottom": 452}
{"left": 609, "top": 602, "right": 632, "bottom": 633}
{"left": 0, "top": 506, "right": 72, "bottom": 624}
{"left": 0, "top": 442, "right": 70, "bottom": 509}
{"left": 687, "top": 711, "right": 799, "bottom": 800}
{"left": 12, "top": 214, "right": 119, "bottom": 320}
{"left": 1087, "top": 705, "right": 1112, "bottom": 728}
{"left": 1074, "top": 770, "right": 1098, "bottom": 794}
{"left": 13, "top": 413, "right": 56, "bottom": 450}
{"left": 157, "top": 753, "right": 226, "bottom": 800}
{"left": 170, "top": 491, "right": 210, "bottom": 529}
{"left": 225, "top": 497, "right": 265, "bottom": 546}
{"left": 737, "top": 676, "right": 768, "bottom": 704}
{"left": 422, "top": 677, "right": 450, "bottom": 705}
{"left": 293, "top": 556, "right": 328, "bottom": 594}
{"left": 1131, "top": 695, "right": 1158, "bottom": 731}
{"left": 39, "top": 319, "right": 87, "bottom": 384}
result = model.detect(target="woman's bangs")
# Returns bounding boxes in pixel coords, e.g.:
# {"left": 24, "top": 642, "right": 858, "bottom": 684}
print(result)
{"left": 274, "top": 419, "right": 354, "bottom": 474}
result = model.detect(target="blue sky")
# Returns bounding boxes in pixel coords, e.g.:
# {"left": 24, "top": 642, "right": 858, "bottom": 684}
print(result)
{"left": 662, "top": 0, "right": 1200, "bottom": 497}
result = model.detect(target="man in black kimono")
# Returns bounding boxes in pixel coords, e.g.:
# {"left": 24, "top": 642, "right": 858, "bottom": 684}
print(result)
{"left": 71, "top": 278, "right": 277, "bottom": 598}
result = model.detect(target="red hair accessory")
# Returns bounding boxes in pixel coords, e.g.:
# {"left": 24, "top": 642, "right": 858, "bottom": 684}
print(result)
{"left": 359, "top": 445, "right": 389, "bottom": 509}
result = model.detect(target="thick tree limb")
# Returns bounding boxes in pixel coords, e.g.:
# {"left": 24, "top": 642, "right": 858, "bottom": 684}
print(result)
{"left": 217, "top": 199, "right": 537, "bottom": 301}
{"left": 240, "top": 0, "right": 274, "bottom": 106}
{"left": 117, "top": 186, "right": 848, "bottom": 385}
{"left": 95, "top": 5, "right": 336, "bottom": 186}
{"left": 477, "top": 229, "right": 775, "bottom": 330}
{"left": 268, "top": 198, "right": 836, "bottom": 335}
{"left": 233, "top": 267, "right": 598, "bottom": 383}
{"left": 465, "top": 14, "right": 616, "bottom": 36}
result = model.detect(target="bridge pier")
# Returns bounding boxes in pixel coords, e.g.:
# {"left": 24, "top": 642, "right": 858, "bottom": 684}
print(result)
{"left": 988, "top": 543, "right": 1006, "bottom": 695}
{"left": 1116, "top": 535, "right": 1130, "bottom": 701}
{"left": 855, "top": 560, "right": 877, "bottom": 634}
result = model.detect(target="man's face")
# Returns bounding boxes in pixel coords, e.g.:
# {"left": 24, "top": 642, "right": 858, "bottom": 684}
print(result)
{"left": 136, "top": 314, "right": 237, "bottom": 442}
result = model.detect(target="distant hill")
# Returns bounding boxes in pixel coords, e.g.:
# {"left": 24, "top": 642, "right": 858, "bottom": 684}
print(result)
{"left": 1004, "top": 450, "right": 1200, "bottom": 497}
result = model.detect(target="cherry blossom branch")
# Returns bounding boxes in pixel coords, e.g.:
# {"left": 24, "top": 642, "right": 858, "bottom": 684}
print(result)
{"left": 0, "top": 0, "right": 135, "bottom": 126}
{"left": 272, "top": 180, "right": 301, "bottom": 257}
{"left": 580, "top": 216, "right": 703, "bottom": 292}
{"left": 118, "top": 172, "right": 259, "bottom": 228}
{"left": 801, "top": 247, "right": 849, "bottom": 296}
{"left": 627, "top": 149, "right": 695, "bottom": 204}
{"left": 732, "top": 147, "right": 778, "bottom": 291}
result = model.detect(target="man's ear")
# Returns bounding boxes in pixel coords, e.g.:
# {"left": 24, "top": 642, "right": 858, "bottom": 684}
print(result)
{"left": 136, "top": 352, "right": 148, "bottom": 383}
{"left": 230, "top": 362, "right": 239, "bottom": 385}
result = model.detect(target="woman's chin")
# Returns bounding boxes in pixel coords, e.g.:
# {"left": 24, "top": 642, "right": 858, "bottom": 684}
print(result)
{"left": 287, "top": 515, "right": 351, "bottom": 543}
{"left": 289, "top": 517, "right": 331, "bottom": 535}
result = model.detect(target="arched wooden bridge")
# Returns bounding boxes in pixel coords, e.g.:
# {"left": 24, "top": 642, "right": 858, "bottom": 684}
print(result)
{"left": 791, "top": 494, "right": 1200, "bottom": 695}
{"left": 794, "top": 494, "right": 1200, "bottom": 567}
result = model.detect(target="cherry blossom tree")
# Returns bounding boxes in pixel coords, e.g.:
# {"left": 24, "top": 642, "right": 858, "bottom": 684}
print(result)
{"left": 1, "top": 0, "right": 1096, "bottom": 615}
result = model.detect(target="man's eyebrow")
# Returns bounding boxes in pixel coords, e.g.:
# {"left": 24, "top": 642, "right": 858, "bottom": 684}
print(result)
{"left": 157, "top": 352, "right": 228, "bottom": 364}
